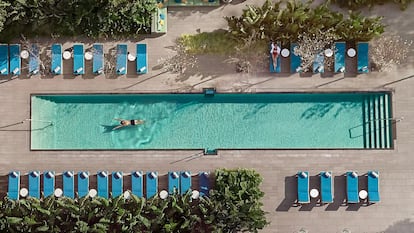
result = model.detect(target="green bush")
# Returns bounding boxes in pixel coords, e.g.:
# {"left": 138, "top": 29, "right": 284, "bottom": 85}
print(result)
{"left": 334, "top": 0, "right": 412, "bottom": 10}
{"left": 0, "top": 0, "right": 157, "bottom": 42}
{"left": 226, "top": 0, "right": 385, "bottom": 43}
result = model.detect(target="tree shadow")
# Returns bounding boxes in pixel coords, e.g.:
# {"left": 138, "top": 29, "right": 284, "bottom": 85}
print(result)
{"left": 382, "top": 219, "right": 414, "bottom": 233}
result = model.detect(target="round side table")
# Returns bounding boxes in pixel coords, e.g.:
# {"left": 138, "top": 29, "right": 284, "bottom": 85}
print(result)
{"left": 310, "top": 189, "right": 319, "bottom": 198}
{"left": 20, "top": 188, "right": 28, "bottom": 198}
{"left": 281, "top": 48, "right": 290, "bottom": 57}
{"left": 347, "top": 48, "right": 356, "bottom": 57}
{"left": 159, "top": 190, "right": 168, "bottom": 199}
{"left": 20, "top": 50, "right": 29, "bottom": 59}
{"left": 63, "top": 51, "right": 72, "bottom": 60}
{"left": 324, "top": 48, "right": 333, "bottom": 57}
{"left": 54, "top": 188, "right": 63, "bottom": 197}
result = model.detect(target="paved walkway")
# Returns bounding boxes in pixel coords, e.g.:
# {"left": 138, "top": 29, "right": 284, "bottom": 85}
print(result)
{"left": 0, "top": 1, "right": 414, "bottom": 232}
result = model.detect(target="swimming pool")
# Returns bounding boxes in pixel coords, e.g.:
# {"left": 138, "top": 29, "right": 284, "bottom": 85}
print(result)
{"left": 30, "top": 91, "right": 393, "bottom": 150}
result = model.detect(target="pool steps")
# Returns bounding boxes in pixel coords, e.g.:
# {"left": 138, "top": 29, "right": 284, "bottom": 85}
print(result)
{"left": 363, "top": 93, "right": 392, "bottom": 149}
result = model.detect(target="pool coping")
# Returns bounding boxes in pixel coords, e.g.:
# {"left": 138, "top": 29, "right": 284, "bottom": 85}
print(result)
{"left": 29, "top": 89, "right": 396, "bottom": 151}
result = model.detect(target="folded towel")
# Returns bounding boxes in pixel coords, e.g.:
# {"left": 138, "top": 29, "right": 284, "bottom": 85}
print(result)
{"left": 76, "top": 67, "right": 83, "bottom": 73}
{"left": 0, "top": 68, "right": 6, "bottom": 74}
{"left": 54, "top": 66, "right": 61, "bottom": 73}
{"left": 139, "top": 66, "right": 147, "bottom": 72}
{"left": 12, "top": 68, "right": 19, "bottom": 74}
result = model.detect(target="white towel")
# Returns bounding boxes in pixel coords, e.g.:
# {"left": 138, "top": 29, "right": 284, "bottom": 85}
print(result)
{"left": 139, "top": 66, "right": 146, "bottom": 72}
{"left": 0, "top": 68, "right": 7, "bottom": 74}
{"left": 76, "top": 67, "right": 83, "bottom": 73}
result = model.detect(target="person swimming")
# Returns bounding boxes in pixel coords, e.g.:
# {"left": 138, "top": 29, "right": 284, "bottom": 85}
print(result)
{"left": 113, "top": 118, "right": 144, "bottom": 130}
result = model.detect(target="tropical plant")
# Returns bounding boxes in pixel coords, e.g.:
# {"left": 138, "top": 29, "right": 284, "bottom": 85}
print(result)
{"left": 208, "top": 168, "right": 269, "bottom": 233}
{"left": 0, "top": 0, "right": 157, "bottom": 42}
{"left": 225, "top": 0, "right": 385, "bottom": 43}
{"left": 370, "top": 35, "right": 413, "bottom": 71}
{"left": 294, "top": 29, "right": 338, "bottom": 72}
{"left": 332, "top": 0, "right": 413, "bottom": 10}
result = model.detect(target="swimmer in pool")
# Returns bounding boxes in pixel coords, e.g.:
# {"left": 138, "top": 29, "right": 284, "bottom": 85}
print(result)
{"left": 113, "top": 118, "right": 144, "bottom": 130}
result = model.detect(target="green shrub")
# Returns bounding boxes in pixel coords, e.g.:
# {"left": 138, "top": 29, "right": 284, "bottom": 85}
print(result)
{"left": 0, "top": 0, "right": 157, "bottom": 41}
{"left": 226, "top": 0, "right": 385, "bottom": 43}
{"left": 333, "top": 0, "right": 412, "bottom": 10}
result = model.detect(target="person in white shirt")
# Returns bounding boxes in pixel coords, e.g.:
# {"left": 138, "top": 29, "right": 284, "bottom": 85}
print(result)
{"left": 270, "top": 41, "right": 281, "bottom": 71}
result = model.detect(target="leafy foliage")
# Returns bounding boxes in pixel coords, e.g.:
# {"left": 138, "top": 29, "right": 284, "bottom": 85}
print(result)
{"left": 333, "top": 0, "right": 412, "bottom": 11}
{"left": 225, "top": 0, "right": 385, "bottom": 43}
{"left": 0, "top": 168, "right": 268, "bottom": 232}
{"left": 0, "top": 0, "right": 157, "bottom": 41}
{"left": 209, "top": 168, "right": 269, "bottom": 233}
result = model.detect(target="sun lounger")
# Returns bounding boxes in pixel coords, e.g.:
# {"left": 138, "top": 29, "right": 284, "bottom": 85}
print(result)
{"left": 29, "top": 44, "right": 40, "bottom": 75}
{"left": 136, "top": 44, "right": 147, "bottom": 74}
{"left": 78, "top": 171, "right": 89, "bottom": 198}
{"left": 357, "top": 42, "right": 369, "bottom": 73}
{"left": 63, "top": 171, "right": 75, "bottom": 198}
{"left": 0, "top": 44, "right": 9, "bottom": 75}
{"left": 290, "top": 43, "right": 302, "bottom": 73}
{"left": 346, "top": 171, "right": 359, "bottom": 203}
{"left": 50, "top": 44, "right": 62, "bottom": 75}
{"left": 320, "top": 171, "right": 333, "bottom": 203}
{"left": 8, "top": 171, "right": 20, "bottom": 200}
{"left": 269, "top": 42, "right": 281, "bottom": 73}
{"left": 180, "top": 171, "right": 192, "bottom": 194}
{"left": 43, "top": 171, "right": 55, "bottom": 197}
{"left": 9, "top": 44, "right": 21, "bottom": 76}
{"left": 313, "top": 52, "right": 324, "bottom": 73}
{"left": 112, "top": 171, "right": 123, "bottom": 198}
{"left": 97, "top": 171, "right": 109, "bottom": 198}
{"left": 116, "top": 44, "right": 127, "bottom": 75}
{"left": 28, "top": 171, "right": 41, "bottom": 199}
{"left": 73, "top": 44, "right": 85, "bottom": 75}
{"left": 93, "top": 44, "right": 104, "bottom": 74}
{"left": 199, "top": 172, "right": 210, "bottom": 197}
{"left": 297, "top": 171, "right": 310, "bottom": 204}
{"left": 146, "top": 171, "right": 158, "bottom": 198}
{"left": 131, "top": 171, "right": 143, "bottom": 198}
{"left": 334, "top": 42, "right": 346, "bottom": 73}
{"left": 367, "top": 171, "right": 380, "bottom": 203}
{"left": 168, "top": 171, "right": 180, "bottom": 194}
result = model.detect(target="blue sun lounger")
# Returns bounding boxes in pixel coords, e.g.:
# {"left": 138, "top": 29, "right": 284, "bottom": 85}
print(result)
{"left": 63, "top": 171, "right": 75, "bottom": 198}
{"left": 51, "top": 44, "right": 62, "bottom": 75}
{"left": 313, "top": 52, "right": 324, "bottom": 73}
{"left": 78, "top": 171, "right": 89, "bottom": 198}
{"left": 116, "top": 44, "right": 127, "bottom": 75}
{"left": 168, "top": 171, "right": 180, "bottom": 194}
{"left": 269, "top": 42, "right": 281, "bottom": 73}
{"left": 199, "top": 172, "right": 210, "bottom": 197}
{"left": 290, "top": 43, "right": 302, "bottom": 73}
{"left": 29, "top": 44, "right": 39, "bottom": 75}
{"left": 93, "top": 44, "right": 104, "bottom": 74}
{"left": 357, "top": 42, "right": 369, "bottom": 73}
{"left": 43, "top": 171, "right": 55, "bottom": 197}
{"left": 131, "top": 171, "right": 143, "bottom": 198}
{"left": 29, "top": 171, "right": 41, "bottom": 199}
{"left": 112, "top": 171, "right": 123, "bottom": 198}
{"left": 180, "top": 171, "right": 192, "bottom": 194}
{"left": 9, "top": 44, "right": 21, "bottom": 76}
{"left": 97, "top": 171, "right": 109, "bottom": 198}
{"left": 146, "top": 171, "right": 158, "bottom": 198}
{"left": 320, "top": 171, "right": 333, "bottom": 203}
{"left": 73, "top": 44, "right": 85, "bottom": 75}
{"left": 334, "top": 42, "right": 346, "bottom": 73}
{"left": 297, "top": 171, "right": 310, "bottom": 204}
{"left": 136, "top": 44, "right": 147, "bottom": 74}
{"left": 8, "top": 171, "right": 20, "bottom": 200}
{"left": 368, "top": 171, "right": 380, "bottom": 203}
{"left": 346, "top": 171, "right": 359, "bottom": 203}
{"left": 0, "top": 44, "right": 8, "bottom": 75}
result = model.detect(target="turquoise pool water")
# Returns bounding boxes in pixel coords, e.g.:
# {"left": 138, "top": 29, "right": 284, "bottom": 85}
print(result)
{"left": 30, "top": 92, "right": 392, "bottom": 150}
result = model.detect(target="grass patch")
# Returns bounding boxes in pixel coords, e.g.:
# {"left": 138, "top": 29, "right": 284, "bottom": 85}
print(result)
{"left": 179, "top": 30, "right": 239, "bottom": 55}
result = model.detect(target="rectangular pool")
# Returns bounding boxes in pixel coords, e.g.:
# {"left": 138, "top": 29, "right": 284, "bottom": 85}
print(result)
{"left": 30, "top": 92, "right": 393, "bottom": 150}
